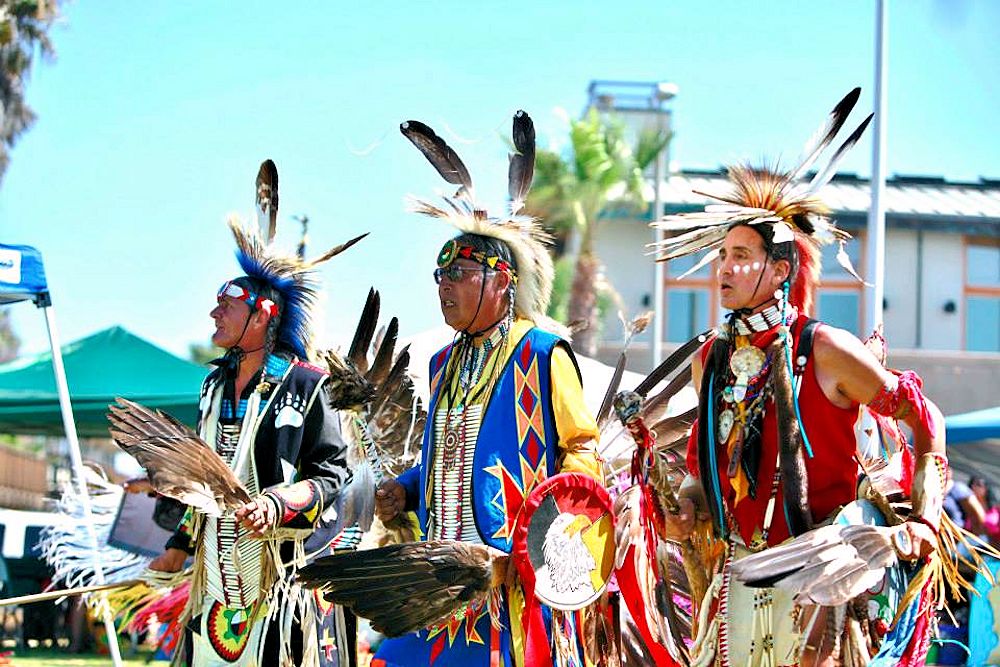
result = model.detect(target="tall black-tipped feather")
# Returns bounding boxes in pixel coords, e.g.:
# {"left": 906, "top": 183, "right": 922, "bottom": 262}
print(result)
{"left": 508, "top": 109, "right": 535, "bottom": 212}
{"left": 370, "top": 346, "right": 411, "bottom": 417}
{"left": 807, "top": 113, "right": 874, "bottom": 193}
{"left": 634, "top": 331, "right": 709, "bottom": 398}
{"left": 256, "top": 159, "right": 279, "bottom": 243}
{"left": 367, "top": 316, "right": 399, "bottom": 387}
{"left": 348, "top": 288, "right": 380, "bottom": 374}
{"left": 789, "top": 88, "right": 861, "bottom": 181}
{"left": 305, "top": 232, "right": 368, "bottom": 267}
{"left": 596, "top": 352, "right": 627, "bottom": 430}
{"left": 400, "top": 120, "right": 473, "bottom": 191}
{"left": 642, "top": 366, "right": 694, "bottom": 425}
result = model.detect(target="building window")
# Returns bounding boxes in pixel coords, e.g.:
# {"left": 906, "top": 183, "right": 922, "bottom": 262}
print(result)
{"left": 816, "top": 290, "right": 861, "bottom": 334}
{"left": 667, "top": 289, "right": 710, "bottom": 341}
{"left": 663, "top": 253, "right": 717, "bottom": 342}
{"left": 814, "top": 237, "right": 864, "bottom": 335}
{"left": 965, "top": 239, "right": 1000, "bottom": 352}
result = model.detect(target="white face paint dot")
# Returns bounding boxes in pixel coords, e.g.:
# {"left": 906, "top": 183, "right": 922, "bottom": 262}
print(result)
{"left": 751, "top": 261, "right": 761, "bottom": 271}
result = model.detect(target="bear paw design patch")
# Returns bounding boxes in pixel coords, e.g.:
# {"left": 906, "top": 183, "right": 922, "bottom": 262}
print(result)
{"left": 275, "top": 393, "right": 305, "bottom": 429}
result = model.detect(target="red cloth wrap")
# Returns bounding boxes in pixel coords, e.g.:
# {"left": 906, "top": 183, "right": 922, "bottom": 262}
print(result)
{"left": 869, "top": 370, "right": 936, "bottom": 439}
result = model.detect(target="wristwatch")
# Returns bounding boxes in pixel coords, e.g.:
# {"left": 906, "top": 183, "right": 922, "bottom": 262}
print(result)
{"left": 890, "top": 525, "right": 917, "bottom": 561}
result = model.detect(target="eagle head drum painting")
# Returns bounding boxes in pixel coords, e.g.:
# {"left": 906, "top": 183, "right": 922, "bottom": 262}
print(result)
{"left": 513, "top": 473, "right": 615, "bottom": 611}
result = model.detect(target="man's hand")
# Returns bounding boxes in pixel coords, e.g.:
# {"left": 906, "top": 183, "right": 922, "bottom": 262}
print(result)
{"left": 235, "top": 497, "right": 278, "bottom": 538}
{"left": 123, "top": 477, "right": 154, "bottom": 495}
{"left": 663, "top": 496, "right": 697, "bottom": 541}
{"left": 148, "top": 547, "right": 187, "bottom": 573}
{"left": 375, "top": 479, "right": 406, "bottom": 523}
{"left": 907, "top": 520, "right": 937, "bottom": 560}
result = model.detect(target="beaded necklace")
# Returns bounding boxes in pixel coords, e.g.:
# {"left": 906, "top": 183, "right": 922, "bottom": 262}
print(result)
{"left": 441, "top": 321, "right": 509, "bottom": 471}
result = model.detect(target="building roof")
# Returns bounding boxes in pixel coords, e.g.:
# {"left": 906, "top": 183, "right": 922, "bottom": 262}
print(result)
{"left": 655, "top": 170, "right": 1000, "bottom": 227}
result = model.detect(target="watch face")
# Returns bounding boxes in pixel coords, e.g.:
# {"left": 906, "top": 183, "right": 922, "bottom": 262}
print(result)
{"left": 891, "top": 527, "right": 913, "bottom": 559}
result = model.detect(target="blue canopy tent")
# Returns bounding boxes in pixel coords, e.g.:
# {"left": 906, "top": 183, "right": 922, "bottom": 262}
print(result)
{"left": 0, "top": 242, "right": 124, "bottom": 664}
{"left": 943, "top": 406, "right": 1000, "bottom": 487}
{"left": 945, "top": 406, "right": 1000, "bottom": 445}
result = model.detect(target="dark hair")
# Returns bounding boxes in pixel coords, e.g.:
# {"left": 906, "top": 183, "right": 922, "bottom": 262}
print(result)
{"left": 730, "top": 222, "right": 799, "bottom": 285}
{"left": 452, "top": 233, "right": 518, "bottom": 273}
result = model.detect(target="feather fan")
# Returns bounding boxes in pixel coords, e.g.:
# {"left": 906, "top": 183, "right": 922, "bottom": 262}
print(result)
{"left": 297, "top": 540, "right": 507, "bottom": 637}
{"left": 107, "top": 398, "right": 250, "bottom": 516}
{"left": 729, "top": 523, "right": 903, "bottom": 606}
{"left": 321, "top": 288, "right": 427, "bottom": 537}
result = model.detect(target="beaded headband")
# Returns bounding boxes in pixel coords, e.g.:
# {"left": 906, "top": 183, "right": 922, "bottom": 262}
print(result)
{"left": 437, "top": 239, "right": 517, "bottom": 280}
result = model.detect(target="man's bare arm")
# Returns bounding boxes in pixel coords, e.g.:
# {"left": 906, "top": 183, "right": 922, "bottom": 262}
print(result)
{"left": 812, "top": 325, "right": 945, "bottom": 456}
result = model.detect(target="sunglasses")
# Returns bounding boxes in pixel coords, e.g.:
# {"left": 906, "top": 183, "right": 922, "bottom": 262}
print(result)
{"left": 433, "top": 265, "right": 489, "bottom": 285}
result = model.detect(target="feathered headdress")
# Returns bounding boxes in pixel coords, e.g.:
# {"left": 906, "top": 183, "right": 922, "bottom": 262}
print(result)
{"left": 653, "top": 88, "right": 873, "bottom": 314}
{"left": 400, "top": 110, "right": 564, "bottom": 334}
{"left": 225, "top": 159, "right": 367, "bottom": 360}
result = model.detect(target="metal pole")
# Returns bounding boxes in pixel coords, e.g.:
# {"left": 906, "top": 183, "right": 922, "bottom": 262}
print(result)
{"left": 42, "top": 305, "right": 125, "bottom": 666}
{"left": 651, "top": 111, "right": 666, "bottom": 368}
{"left": 865, "top": 0, "right": 888, "bottom": 335}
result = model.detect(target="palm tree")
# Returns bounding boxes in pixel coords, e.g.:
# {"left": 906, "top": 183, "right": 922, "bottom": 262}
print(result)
{"left": 0, "top": 0, "right": 60, "bottom": 184}
{"left": 526, "top": 109, "right": 670, "bottom": 356}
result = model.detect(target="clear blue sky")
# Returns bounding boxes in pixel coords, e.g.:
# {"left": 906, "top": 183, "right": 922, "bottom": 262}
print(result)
{"left": 2, "top": 1, "right": 998, "bottom": 358}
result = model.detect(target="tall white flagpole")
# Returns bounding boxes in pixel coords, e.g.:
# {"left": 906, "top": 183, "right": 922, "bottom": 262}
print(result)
{"left": 865, "top": 0, "right": 889, "bottom": 335}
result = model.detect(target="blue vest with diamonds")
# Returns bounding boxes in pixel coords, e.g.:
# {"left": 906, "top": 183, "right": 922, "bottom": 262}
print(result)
{"left": 411, "top": 328, "right": 575, "bottom": 553}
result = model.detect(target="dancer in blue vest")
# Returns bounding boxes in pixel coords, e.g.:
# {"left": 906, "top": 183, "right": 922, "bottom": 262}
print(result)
{"left": 371, "top": 112, "right": 603, "bottom": 667}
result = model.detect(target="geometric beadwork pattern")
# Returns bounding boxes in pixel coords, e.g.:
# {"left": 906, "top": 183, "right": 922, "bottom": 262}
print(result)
{"left": 485, "top": 341, "right": 549, "bottom": 543}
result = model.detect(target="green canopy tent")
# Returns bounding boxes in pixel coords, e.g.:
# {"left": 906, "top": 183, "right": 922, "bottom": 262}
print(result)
{"left": 0, "top": 326, "right": 206, "bottom": 436}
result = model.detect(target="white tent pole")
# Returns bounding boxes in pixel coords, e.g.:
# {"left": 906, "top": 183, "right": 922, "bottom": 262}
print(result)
{"left": 42, "top": 304, "right": 125, "bottom": 666}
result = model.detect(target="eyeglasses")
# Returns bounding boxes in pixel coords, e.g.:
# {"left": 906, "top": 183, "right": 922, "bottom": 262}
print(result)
{"left": 433, "top": 265, "right": 488, "bottom": 285}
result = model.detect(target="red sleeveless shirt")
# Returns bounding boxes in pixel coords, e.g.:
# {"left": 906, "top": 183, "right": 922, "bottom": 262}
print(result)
{"left": 685, "top": 313, "right": 860, "bottom": 547}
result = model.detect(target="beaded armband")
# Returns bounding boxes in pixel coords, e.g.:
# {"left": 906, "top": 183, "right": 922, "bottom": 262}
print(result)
{"left": 867, "top": 370, "right": 937, "bottom": 438}
{"left": 262, "top": 479, "right": 324, "bottom": 530}
{"left": 909, "top": 452, "right": 948, "bottom": 530}
{"left": 165, "top": 506, "right": 199, "bottom": 555}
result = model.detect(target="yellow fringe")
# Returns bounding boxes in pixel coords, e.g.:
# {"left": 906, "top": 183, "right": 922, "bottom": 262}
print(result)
{"left": 891, "top": 512, "right": 1000, "bottom": 628}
